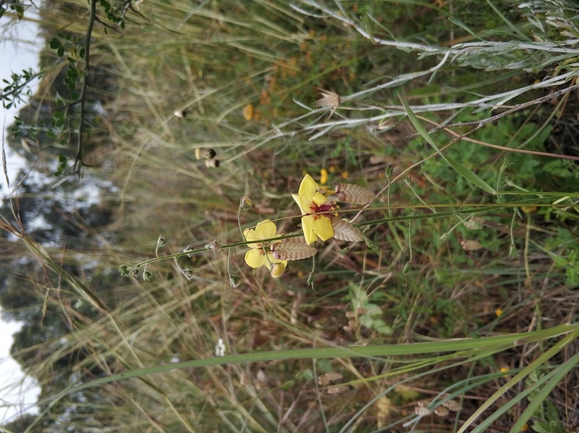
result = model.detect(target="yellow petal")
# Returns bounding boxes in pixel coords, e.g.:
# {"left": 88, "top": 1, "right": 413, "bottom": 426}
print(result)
{"left": 313, "top": 216, "right": 334, "bottom": 241}
{"left": 292, "top": 193, "right": 306, "bottom": 214}
{"left": 263, "top": 252, "right": 287, "bottom": 270}
{"left": 298, "top": 174, "right": 318, "bottom": 199}
{"left": 254, "top": 219, "right": 277, "bottom": 239}
{"left": 245, "top": 249, "right": 265, "bottom": 268}
{"left": 301, "top": 215, "right": 319, "bottom": 245}
{"left": 312, "top": 191, "right": 327, "bottom": 206}
{"left": 244, "top": 229, "right": 262, "bottom": 249}
{"left": 243, "top": 228, "right": 259, "bottom": 249}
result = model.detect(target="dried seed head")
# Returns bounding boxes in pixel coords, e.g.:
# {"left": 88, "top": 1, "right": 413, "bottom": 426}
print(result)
{"left": 318, "top": 372, "right": 343, "bottom": 385}
{"left": 434, "top": 406, "right": 449, "bottom": 417}
{"left": 326, "top": 385, "right": 348, "bottom": 395}
{"left": 331, "top": 218, "right": 363, "bottom": 242}
{"left": 205, "top": 239, "right": 221, "bottom": 253}
{"left": 195, "top": 148, "right": 217, "bottom": 160}
{"left": 270, "top": 236, "right": 317, "bottom": 261}
{"left": 334, "top": 183, "right": 375, "bottom": 204}
{"left": 464, "top": 217, "right": 483, "bottom": 230}
{"left": 414, "top": 406, "right": 432, "bottom": 417}
{"left": 441, "top": 399, "right": 462, "bottom": 411}
{"left": 375, "top": 396, "right": 396, "bottom": 428}
{"left": 205, "top": 158, "right": 220, "bottom": 168}
{"left": 461, "top": 239, "right": 483, "bottom": 251}
{"left": 314, "top": 89, "right": 341, "bottom": 117}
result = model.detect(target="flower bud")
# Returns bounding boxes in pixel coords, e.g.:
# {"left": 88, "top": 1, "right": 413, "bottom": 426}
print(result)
{"left": 270, "top": 263, "right": 286, "bottom": 278}
{"left": 239, "top": 196, "right": 253, "bottom": 210}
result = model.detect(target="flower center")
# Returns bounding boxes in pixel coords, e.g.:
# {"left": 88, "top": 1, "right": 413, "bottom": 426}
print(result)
{"left": 309, "top": 201, "right": 335, "bottom": 219}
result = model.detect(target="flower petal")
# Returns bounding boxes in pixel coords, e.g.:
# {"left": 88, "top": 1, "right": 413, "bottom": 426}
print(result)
{"left": 254, "top": 219, "right": 277, "bottom": 239}
{"left": 292, "top": 194, "right": 306, "bottom": 214}
{"left": 298, "top": 174, "right": 318, "bottom": 198}
{"left": 245, "top": 249, "right": 265, "bottom": 268}
{"left": 301, "top": 215, "right": 319, "bottom": 245}
{"left": 313, "top": 216, "right": 334, "bottom": 241}
{"left": 263, "top": 252, "right": 287, "bottom": 270}
{"left": 312, "top": 191, "right": 327, "bottom": 207}
{"left": 244, "top": 228, "right": 261, "bottom": 249}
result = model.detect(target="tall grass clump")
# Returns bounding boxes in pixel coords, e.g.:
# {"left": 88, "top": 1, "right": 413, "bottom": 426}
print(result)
{"left": 2, "top": 0, "right": 579, "bottom": 432}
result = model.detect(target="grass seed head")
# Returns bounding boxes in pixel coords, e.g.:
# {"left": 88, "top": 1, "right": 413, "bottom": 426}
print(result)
{"left": 205, "top": 158, "right": 220, "bottom": 168}
{"left": 334, "top": 183, "right": 375, "bottom": 204}
{"left": 331, "top": 218, "right": 364, "bottom": 242}
{"left": 195, "top": 148, "right": 217, "bottom": 160}
{"left": 442, "top": 399, "right": 462, "bottom": 411}
{"left": 375, "top": 396, "right": 396, "bottom": 428}
{"left": 434, "top": 406, "right": 449, "bottom": 417}
{"left": 314, "top": 88, "right": 341, "bottom": 117}
{"left": 270, "top": 236, "right": 317, "bottom": 261}
{"left": 415, "top": 406, "right": 432, "bottom": 416}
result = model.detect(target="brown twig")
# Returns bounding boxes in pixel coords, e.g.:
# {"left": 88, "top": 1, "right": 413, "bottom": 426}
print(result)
{"left": 73, "top": 0, "right": 98, "bottom": 175}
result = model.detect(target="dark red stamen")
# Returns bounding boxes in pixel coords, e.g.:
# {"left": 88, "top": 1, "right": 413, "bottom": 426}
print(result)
{"left": 309, "top": 201, "right": 336, "bottom": 219}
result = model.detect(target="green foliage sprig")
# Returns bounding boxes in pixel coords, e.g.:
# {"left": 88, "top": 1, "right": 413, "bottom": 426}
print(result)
{"left": 0, "top": 0, "right": 24, "bottom": 20}
{"left": 1, "top": 68, "right": 42, "bottom": 110}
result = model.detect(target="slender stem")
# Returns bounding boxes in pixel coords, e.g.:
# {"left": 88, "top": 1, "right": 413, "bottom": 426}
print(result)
{"left": 73, "top": 0, "right": 97, "bottom": 174}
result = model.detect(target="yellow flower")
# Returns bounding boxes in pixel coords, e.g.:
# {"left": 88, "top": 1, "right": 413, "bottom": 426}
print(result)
{"left": 320, "top": 168, "right": 329, "bottom": 185}
{"left": 292, "top": 174, "right": 336, "bottom": 245}
{"left": 243, "top": 219, "right": 287, "bottom": 277}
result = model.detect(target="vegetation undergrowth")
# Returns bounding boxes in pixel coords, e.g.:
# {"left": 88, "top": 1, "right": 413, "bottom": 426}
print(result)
{"left": 1, "top": 0, "right": 579, "bottom": 432}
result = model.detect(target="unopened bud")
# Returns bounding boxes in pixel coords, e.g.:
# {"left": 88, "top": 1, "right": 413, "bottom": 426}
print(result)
{"left": 270, "top": 263, "right": 286, "bottom": 278}
{"left": 240, "top": 196, "right": 253, "bottom": 210}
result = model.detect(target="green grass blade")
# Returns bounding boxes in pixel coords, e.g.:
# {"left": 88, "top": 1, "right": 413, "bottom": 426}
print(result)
{"left": 400, "top": 96, "right": 496, "bottom": 195}
{"left": 457, "top": 328, "right": 579, "bottom": 433}
{"left": 38, "top": 324, "right": 578, "bottom": 404}
{"left": 509, "top": 351, "right": 579, "bottom": 433}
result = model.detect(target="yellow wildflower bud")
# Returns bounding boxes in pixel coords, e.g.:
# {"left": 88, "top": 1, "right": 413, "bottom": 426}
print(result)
{"left": 270, "top": 262, "right": 286, "bottom": 278}
{"left": 320, "top": 168, "right": 328, "bottom": 185}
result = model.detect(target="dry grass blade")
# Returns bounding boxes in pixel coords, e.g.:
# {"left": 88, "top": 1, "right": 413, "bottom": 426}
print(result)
{"left": 331, "top": 218, "right": 363, "bottom": 242}
{"left": 334, "top": 183, "right": 375, "bottom": 204}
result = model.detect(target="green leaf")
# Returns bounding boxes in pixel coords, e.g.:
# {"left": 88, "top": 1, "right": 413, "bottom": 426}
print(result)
{"left": 445, "top": 155, "right": 496, "bottom": 194}
{"left": 54, "top": 91, "right": 65, "bottom": 106}
{"left": 49, "top": 38, "right": 61, "bottom": 49}
{"left": 448, "top": 17, "right": 479, "bottom": 39}
{"left": 399, "top": 96, "right": 496, "bottom": 195}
